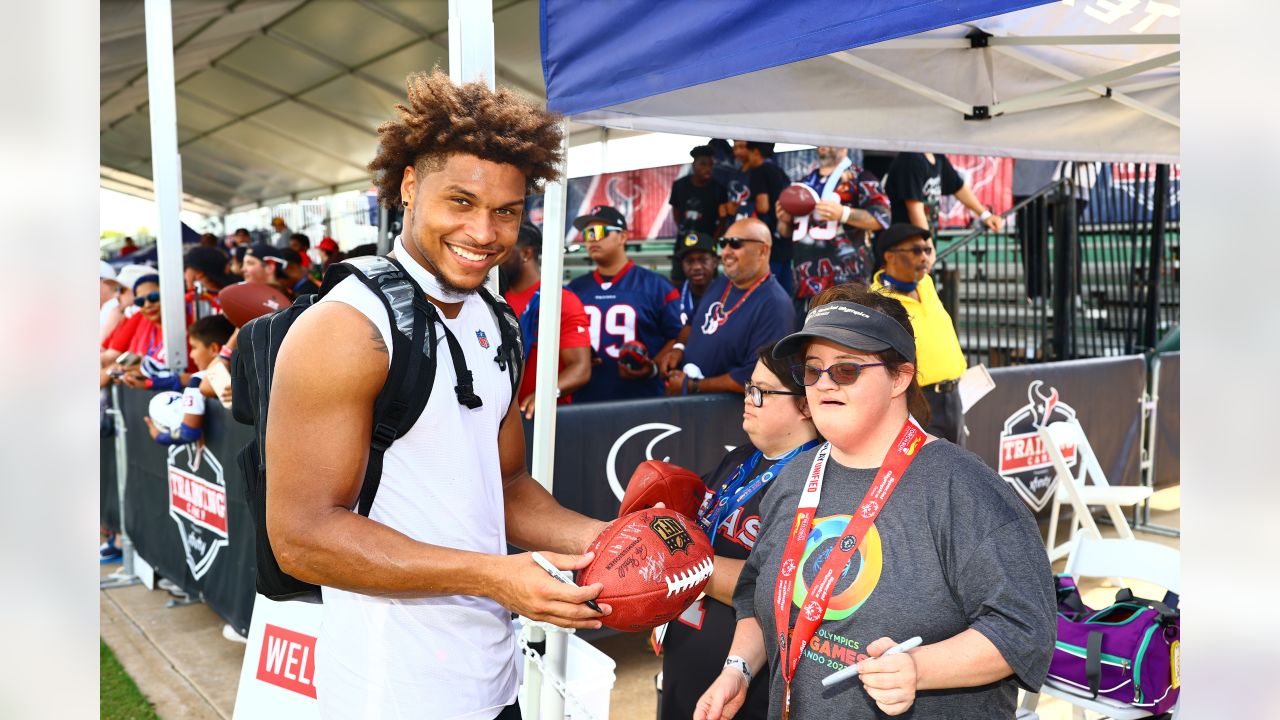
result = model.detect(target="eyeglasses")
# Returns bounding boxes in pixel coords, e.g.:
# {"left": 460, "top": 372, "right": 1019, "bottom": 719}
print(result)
{"left": 133, "top": 291, "right": 161, "bottom": 307}
{"left": 582, "top": 225, "right": 622, "bottom": 242}
{"left": 744, "top": 382, "right": 803, "bottom": 408}
{"left": 790, "top": 361, "right": 885, "bottom": 387}
{"left": 888, "top": 244, "right": 935, "bottom": 257}
{"left": 718, "top": 237, "right": 768, "bottom": 250}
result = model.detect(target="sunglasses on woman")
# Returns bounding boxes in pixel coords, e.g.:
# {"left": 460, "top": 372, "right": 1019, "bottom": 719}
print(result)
{"left": 790, "top": 360, "right": 885, "bottom": 387}
{"left": 582, "top": 224, "right": 623, "bottom": 242}
{"left": 717, "top": 236, "right": 767, "bottom": 250}
{"left": 133, "top": 291, "right": 161, "bottom": 307}
{"left": 744, "top": 382, "right": 803, "bottom": 408}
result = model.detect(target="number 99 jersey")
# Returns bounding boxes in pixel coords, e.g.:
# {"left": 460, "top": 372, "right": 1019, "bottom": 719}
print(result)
{"left": 567, "top": 260, "right": 683, "bottom": 402}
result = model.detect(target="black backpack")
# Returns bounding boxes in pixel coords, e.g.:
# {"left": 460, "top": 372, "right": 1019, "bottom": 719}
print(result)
{"left": 231, "top": 255, "right": 523, "bottom": 602}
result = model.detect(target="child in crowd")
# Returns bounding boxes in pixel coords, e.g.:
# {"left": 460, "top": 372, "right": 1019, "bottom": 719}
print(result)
{"left": 144, "top": 315, "right": 234, "bottom": 446}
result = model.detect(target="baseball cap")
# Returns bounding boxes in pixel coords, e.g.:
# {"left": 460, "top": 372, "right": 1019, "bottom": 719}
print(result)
{"left": 689, "top": 145, "right": 715, "bottom": 159}
{"left": 115, "top": 264, "right": 156, "bottom": 294}
{"left": 572, "top": 205, "right": 627, "bottom": 232}
{"left": 245, "top": 244, "right": 299, "bottom": 266}
{"left": 872, "top": 223, "right": 931, "bottom": 263}
{"left": 674, "top": 230, "right": 717, "bottom": 259}
{"left": 100, "top": 261, "right": 117, "bottom": 281}
{"left": 317, "top": 237, "right": 339, "bottom": 253}
{"left": 773, "top": 301, "right": 917, "bottom": 363}
{"left": 516, "top": 222, "right": 542, "bottom": 248}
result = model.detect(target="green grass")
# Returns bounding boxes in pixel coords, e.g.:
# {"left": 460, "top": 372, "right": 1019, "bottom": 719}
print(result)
{"left": 101, "top": 639, "right": 158, "bottom": 720}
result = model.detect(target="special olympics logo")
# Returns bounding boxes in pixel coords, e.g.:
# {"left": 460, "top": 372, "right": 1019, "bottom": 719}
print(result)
{"left": 840, "top": 535, "right": 857, "bottom": 552}
{"left": 781, "top": 558, "right": 797, "bottom": 578}
{"left": 803, "top": 600, "right": 824, "bottom": 622}
{"left": 859, "top": 500, "right": 879, "bottom": 519}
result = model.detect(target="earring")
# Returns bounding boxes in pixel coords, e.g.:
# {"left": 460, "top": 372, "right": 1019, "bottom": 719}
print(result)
{"left": 401, "top": 200, "right": 409, "bottom": 209}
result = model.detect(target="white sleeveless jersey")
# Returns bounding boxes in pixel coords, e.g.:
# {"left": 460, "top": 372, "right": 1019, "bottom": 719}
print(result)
{"left": 313, "top": 256, "right": 517, "bottom": 720}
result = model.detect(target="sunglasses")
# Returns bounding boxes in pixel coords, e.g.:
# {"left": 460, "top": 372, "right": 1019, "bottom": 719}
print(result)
{"left": 718, "top": 237, "right": 767, "bottom": 250}
{"left": 744, "top": 382, "right": 803, "bottom": 408}
{"left": 582, "top": 225, "right": 622, "bottom": 242}
{"left": 133, "top": 291, "right": 161, "bottom": 307}
{"left": 889, "top": 244, "right": 935, "bottom": 257}
{"left": 790, "top": 361, "right": 885, "bottom": 387}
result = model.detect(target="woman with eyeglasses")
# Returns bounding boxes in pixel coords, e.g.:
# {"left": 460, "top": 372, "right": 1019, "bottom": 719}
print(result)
{"left": 695, "top": 283, "right": 1054, "bottom": 720}
{"left": 662, "top": 343, "right": 820, "bottom": 720}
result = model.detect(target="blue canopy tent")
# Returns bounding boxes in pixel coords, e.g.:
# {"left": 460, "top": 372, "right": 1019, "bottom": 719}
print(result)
{"left": 541, "top": 0, "right": 1179, "bottom": 162}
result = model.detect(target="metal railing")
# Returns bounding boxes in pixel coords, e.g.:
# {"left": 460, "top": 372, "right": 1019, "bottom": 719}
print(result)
{"left": 936, "top": 163, "right": 1179, "bottom": 368}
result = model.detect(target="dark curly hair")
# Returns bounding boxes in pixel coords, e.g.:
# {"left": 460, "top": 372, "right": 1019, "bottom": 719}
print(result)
{"left": 368, "top": 69, "right": 564, "bottom": 208}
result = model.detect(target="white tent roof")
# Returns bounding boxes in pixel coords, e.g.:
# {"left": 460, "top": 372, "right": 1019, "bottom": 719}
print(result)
{"left": 101, "top": 0, "right": 559, "bottom": 211}
{"left": 566, "top": 1, "right": 1179, "bottom": 163}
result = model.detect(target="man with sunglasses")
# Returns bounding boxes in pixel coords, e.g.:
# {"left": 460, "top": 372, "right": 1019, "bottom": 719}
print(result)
{"left": 657, "top": 218, "right": 793, "bottom": 397}
{"left": 567, "top": 205, "right": 684, "bottom": 402}
{"left": 871, "top": 223, "right": 967, "bottom": 442}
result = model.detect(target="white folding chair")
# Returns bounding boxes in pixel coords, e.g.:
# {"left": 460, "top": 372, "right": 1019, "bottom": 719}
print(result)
{"left": 1020, "top": 533, "right": 1181, "bottom": 720}
{"left": 1040, "top": 420, "right": 1153, "bottom": 562}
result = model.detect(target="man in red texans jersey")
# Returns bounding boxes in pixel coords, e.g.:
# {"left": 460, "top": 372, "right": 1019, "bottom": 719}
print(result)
{"left": 567, "top": 205, "right": 684, "bottom": 402}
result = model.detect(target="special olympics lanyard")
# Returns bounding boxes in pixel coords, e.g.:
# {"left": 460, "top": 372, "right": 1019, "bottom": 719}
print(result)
{"left": 774, "top": 419, "right": 925, "bottom": 720}
{"left": 697, "top": 439, "right": 822, "bottom": 539}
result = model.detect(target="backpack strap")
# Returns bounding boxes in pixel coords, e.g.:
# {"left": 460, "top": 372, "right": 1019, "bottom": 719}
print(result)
{"left": 1085, "top": 630, "right": 1104, "bottom": 699}
{"left": 477, "top": 285, "right": 524, "bottom": 409}
{"left": 320, "top": 257, "right": 438, "bottom": 517}
{"left": 1055, "top": 574, "right": 1089, "bottom": 619}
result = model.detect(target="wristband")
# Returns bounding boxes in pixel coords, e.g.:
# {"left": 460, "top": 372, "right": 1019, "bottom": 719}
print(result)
{"left": 218, "top": 346, "right": 233, "bottom": 360}
{"left": 724, "top": 656, "right": 752, "bottom": 685}
{"left": 840, "top": 206, "right": 852, "bottom": 224}
{"left": 979, "top": 209, "right": 993, "bottom": 221}
{"left": 690, "top": 378, "right": 701, "bottom": 394}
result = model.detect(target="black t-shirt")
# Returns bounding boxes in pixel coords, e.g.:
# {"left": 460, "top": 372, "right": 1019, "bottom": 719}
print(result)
{"left": 660, "top": 444, "right": 790, "bottom": 720}
{"left": 669, "top": 175, "right": 728, "bottom": 236}
{"left": 884, "top": 152, "right": 965, "bottom": 227}
{"left": 748, "top": 161, "right": 793, "bottom": 262}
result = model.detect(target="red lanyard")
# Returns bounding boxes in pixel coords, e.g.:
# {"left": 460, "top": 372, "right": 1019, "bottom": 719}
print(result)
{"left": 712, "top": 272, "right": 770, "bottom": 327}
{"left": 773, "top": 419, "right": 925, "bottom": 717}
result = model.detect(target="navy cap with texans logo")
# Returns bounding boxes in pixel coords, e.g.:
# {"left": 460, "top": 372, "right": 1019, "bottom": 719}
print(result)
{"left": 572, "top": 204, "right": 628, "bottom": 231}
{"left": 773, "top": 300, "right": 917, "bottom": 363}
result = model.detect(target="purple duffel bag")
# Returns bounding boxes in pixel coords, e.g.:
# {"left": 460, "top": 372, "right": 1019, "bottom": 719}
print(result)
{"left": 1049, "top": 575, "right": 1180, "bottom": 715}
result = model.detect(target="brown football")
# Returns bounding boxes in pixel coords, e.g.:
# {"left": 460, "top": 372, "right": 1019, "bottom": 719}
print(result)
{"left": 578, "top": 509, "right": 714, "bottom": 632}
{"left": 618, "top": 460, "right": 707, "bottom": 519}
{"left": 218, "top": 282, "right": 291, "bottom": 327}
{"left": 778, "top": 183, "right": 819, "bottom": 216}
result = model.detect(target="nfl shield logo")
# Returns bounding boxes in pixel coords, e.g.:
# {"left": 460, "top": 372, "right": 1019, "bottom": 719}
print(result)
{"left": 475, "top": 330, "right": 490, "bottom": 349}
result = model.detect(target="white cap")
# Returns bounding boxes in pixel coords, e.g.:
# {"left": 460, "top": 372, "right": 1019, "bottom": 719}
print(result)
{"left": 115, "top": 264, "right": 157, "bottom": 293}
{"left": 99, "top": 261, "right": 117, "bottom": 281}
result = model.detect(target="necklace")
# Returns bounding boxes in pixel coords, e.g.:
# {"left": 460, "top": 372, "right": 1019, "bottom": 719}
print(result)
{"left": 708, "top": 273, "right": 770, "bottom": 332}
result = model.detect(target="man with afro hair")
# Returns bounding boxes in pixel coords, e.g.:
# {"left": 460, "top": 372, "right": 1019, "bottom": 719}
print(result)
{"left": 264, "top": 70, "right": 610, "bottom": 719}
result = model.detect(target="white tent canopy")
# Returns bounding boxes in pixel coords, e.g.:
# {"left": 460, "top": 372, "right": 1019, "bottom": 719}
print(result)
{"left": 564, "top": 1, "right": 1179, "bottom": 163}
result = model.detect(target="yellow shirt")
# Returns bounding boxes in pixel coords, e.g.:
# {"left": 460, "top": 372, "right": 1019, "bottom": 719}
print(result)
{"left": 871, "top": 270, "right": 967, "bottom": 386}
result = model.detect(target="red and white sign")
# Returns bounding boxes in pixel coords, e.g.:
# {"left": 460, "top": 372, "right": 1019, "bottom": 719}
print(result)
{"left": 998, "top": 432, "right": 1078, "bottom": 475}
{"left": 997, "top": 381, "right": 1079, "bottom": 511}
{"left": 168, "top": 467, "right": 228, "bottom": 535}
{"left": 233, "top": 595, "right": 323, "bottom": 719}
{"left": 256, "top": 624, "right": 318, "bottom": 698}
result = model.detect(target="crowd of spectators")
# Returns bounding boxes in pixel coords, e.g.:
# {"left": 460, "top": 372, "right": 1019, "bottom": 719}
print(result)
{"left": 544, "top": 143, "right": 1003, "bottom": 436}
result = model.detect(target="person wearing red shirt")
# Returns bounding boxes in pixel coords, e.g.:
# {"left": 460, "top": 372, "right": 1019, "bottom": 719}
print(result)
{"left": 500, "top": 223, "right": 592, "bottom": 418}
{"left": 100, "top": 274, "right": 196, "bottom": 386}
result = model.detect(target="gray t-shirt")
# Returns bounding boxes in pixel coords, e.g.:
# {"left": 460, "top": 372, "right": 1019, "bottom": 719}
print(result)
{"left": 734, "top": 440, "right": 1055, "bottom": 719}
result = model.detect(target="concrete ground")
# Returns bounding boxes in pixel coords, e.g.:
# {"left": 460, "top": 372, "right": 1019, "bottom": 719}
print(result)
{"left": 101, "top": 487, "right": 1180, "bottom": 719}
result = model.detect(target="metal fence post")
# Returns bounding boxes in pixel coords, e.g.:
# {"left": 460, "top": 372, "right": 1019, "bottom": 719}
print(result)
{"left": 1051, "top": 181, "right": 1077, "bottom": 360}
{"left": 1143, "top": 165, "right": 1170, "bottom": 351}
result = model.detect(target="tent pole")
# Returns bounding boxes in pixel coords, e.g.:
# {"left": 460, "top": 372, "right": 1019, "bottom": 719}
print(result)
{"left": 144, "top": 0, "right": 188, "bottom": 373}
{"left": 993, "top": 46, "right": 1180, "bottom": 127}
{"left": 992, "top": 51, "right": 1180, "bottom": 115}
{"left": 829, "top": 53, "right": 972, "bottom": 115}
